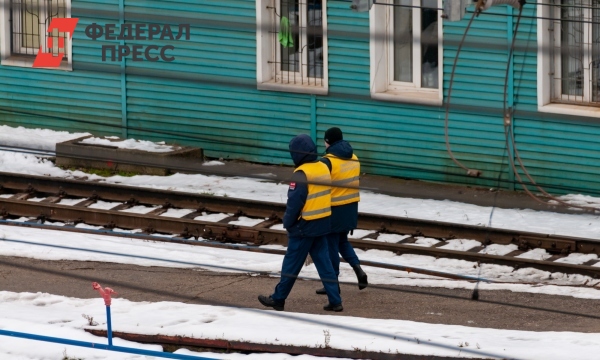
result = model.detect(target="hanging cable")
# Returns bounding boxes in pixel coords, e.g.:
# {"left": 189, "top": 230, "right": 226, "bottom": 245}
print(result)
{"left": 472, "top": 0, "right": 526, "bottom": 301}
{"left": 443, "top": 0, "right": 526, "bottom": 178}
{"left": 444, "top": 9, "right": 483, "bottom": 177}
{"left": 499, "top": 2, "right": 600, "bottom": 212}
{"left": 500, "top": 2, "right": 545, "bottom": 204}
{"left": 0, "top": 1, "right": 599, "bottom": 204}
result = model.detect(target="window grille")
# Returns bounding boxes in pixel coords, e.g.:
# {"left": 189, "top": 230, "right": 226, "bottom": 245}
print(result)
{"left": 550, "top": 0, "right": 600, "bottom": 105}
{"left": 10, "top": 0, "right": 68, "bottom": 58}
{"left": 269, "top": 0, "right": 324, "bottom": 86}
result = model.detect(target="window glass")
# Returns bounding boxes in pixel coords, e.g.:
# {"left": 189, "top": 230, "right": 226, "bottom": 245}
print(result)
{"left": 560, "top": 0, "right": 583, "bottom": 97}
{"left": 280, "top": 0, "right": 299, "bottom": 72}
{"left": 278, "top": 0, "right": 323, "bottom": 81}
{"left": 307, "top": 0, "right": 323, "bottom": 79}
{"left": 19, "top": 0, "right": 41, "bottom": 50}
{"left": 421, "top": 0, "right": 438, "bottom": 89}
{"left": 393, "top": 0, "right": 412, "bottom": 82}
{"left": 591, "top": 0, "right": 600, "bottom": 101}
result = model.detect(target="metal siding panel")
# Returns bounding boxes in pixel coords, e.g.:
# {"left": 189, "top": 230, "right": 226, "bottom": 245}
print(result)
{"left": 0, "top": 0, "right": 123, "bottom": 135}
{"left": 0, "top": 1, "right": 598, "bottom": 195}
{"left": 320, "top": 2, "right": 510, "bottom": 188}
{"left": 510, "top": 6, "right": 600, "bottom": 195}
{"left": 124, "top": 0, "right": 311, "bottom": 164}
{"left": 440, "top": 6, "right": 514, "bottom": 187}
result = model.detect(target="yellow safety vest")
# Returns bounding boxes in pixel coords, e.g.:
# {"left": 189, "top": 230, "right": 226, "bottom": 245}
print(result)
{"left": 324, "top": 154, "right": 360, "bottom": 206}
{"left": 294, "top": 162, "right": 332, "bottom": 220}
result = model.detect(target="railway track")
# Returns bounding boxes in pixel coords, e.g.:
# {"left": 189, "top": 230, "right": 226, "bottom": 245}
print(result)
{"left": 83, "top": 329, "right": 485, "bottom": 360}
{"left": 1, "top": 172, "right": 600, "bottom": 279}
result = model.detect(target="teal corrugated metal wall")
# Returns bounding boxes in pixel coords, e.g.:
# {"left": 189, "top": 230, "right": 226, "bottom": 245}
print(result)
{"left": 442, "top": 7, "right": 512, "bottom": 189}
{"left": 324, "top": 1, "right": 458, "bottom": 185}
{"left": 0, "top": 0, "right": 122, "bottom": 134}
{"left": 323, "top": 2, "right": 508, "bottom": 188}
{"left": 122, "top": 0, "right": 309, "bottom": 164}
{"left": 510, "top": 6, "right": 600, "bottom": 195}
{"left": 0, "top": 1, "right": 599, "bottom": 196}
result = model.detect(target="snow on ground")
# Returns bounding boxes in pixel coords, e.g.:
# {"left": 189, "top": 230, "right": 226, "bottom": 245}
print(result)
{"left": 1, "top": 149, "right": 599, "bottom": 241}
{"left": 2, "top": 223, "right": 600, "bottom": 299}
{"left": 0, "top": 125, "right": 90, "bottom": 151}
{"left": 2, "top": 125, "right": 600, "bottom": 359}
{"left": 80, "top": 137, "right": 181, "bottom": 152}
{"left": 3, "top": 291, "right": 600, "bottom": 360}
{"left": 1, "top": 127, "right": 600, "bottom": 294}
{"left": 549, "top": 194, "right": 600, "bottom": 209}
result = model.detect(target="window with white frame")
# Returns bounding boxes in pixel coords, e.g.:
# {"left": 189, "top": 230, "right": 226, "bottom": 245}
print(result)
{"left": 553, "top": 0, "right": 600, "bottom": 104}
{"left": 256, "top": 0, "right": 328, "bottom": 95}
{"left": 1, "top": 0, "right": 73, "bottom": 69}
{"left": 538, "top": 0, "right": 600, "bottom": 115}
{"left": 370, "top": 0, "right": 443, "bottom": 104}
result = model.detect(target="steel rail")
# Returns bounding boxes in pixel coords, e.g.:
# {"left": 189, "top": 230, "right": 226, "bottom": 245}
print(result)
{"left": 0, "top": 220, "right": 496, "bottom": 283}
{"left": 0, "top": 172, "right": 597, "bottom": 257}
{"left": 2, "top": 196, "right": 600, "bottom": 278}
{"left": 84, "top": 329, "right": 485, "bottom": 360}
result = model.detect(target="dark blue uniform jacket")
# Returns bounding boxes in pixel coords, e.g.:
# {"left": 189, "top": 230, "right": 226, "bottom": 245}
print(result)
{"left": 283, "top": 134, "right": 331, "bottom": 238}
{"left": 320, "top": 140, "right": 359, "bottom": 233}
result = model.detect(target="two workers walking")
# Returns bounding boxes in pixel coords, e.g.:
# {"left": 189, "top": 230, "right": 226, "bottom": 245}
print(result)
{"left": 258, "top": 127, "right": 368, "bottom": 312}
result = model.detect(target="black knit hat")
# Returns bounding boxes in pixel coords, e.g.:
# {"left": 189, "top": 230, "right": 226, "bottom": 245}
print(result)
{"left": 324, "top": 127, "right": 343, "bottom": 145}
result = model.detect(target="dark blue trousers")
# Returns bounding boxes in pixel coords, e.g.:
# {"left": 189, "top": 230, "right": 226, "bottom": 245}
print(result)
{"left": 326, "top": 231, "right": 360, "bottom": 276}
{"left": 271, "top": 235, "right": 342, "bottom": 306}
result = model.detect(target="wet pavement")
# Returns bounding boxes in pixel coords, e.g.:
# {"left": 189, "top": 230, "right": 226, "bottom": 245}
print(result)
{"left": 2, "top": 256, "right": 600, "bottom": 333}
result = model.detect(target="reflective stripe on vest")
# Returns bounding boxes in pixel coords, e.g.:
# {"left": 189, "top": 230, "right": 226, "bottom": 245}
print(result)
{"left": 294, "top": 161, "right": 332, "bottom": 221}
{"left": 324, "top": 153, "right": 360, "bottom": 206}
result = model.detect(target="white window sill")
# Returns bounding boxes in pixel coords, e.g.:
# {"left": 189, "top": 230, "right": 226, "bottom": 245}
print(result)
{"left": 258, "top": 81, "right": 328, "bottom": 96}
{"left": 1, "top": 55, "right": 73, "bottom": 71}
{"left": 539, "top": 103, "right": 600, "bottom": 118}
{"left": 371, "top": 89, "right": 442, "bottom": 106}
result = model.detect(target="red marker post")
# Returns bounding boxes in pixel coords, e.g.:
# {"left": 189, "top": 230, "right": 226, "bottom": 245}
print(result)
{"left": 92, "top": 282, "right": 117, "bottom": 346}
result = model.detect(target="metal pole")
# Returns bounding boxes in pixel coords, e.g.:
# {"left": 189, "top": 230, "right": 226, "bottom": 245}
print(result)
{"left": 106, "top": 305, "right": 113, "bottom": 347}
{"left": 0, "top": 330, "right": 218, "bottom": 360}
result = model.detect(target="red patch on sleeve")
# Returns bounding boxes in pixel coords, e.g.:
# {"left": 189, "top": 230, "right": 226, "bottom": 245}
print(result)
{"left": 289, "top": 182, "right": 296, "bottom": 190}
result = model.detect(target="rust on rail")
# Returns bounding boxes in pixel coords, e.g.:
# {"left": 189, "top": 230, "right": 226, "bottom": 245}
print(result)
{"left": 84, "top": 329, "right": 485, "bottom": 360}
{"left": 3, "top": 172, "right": 600, "bottom": 278}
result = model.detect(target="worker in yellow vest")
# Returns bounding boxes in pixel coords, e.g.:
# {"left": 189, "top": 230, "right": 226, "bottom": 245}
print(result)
{"left": 315, "top": 127, "right": 368, "bottom": 295}
{"left": 259, "top": 134, "right": 343, "bottom": 312}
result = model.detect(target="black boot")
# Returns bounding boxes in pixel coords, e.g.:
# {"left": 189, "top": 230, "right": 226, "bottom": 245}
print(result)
{"left": 323, "top": 303, "right": 343, "bottom": 312}
{"left": 258, "top": 295, "right": 285, "bottom": 311}
{"left": 316, "top": 284, "right": 341, "bottom": 295}
{"left": 352, "top": 264, "right": 368, "bottom": 290}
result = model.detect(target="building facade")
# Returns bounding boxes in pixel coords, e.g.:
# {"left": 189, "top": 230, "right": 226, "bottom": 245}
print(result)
{"left": 0, "top": 0, "right": 598, "bottom": 196}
